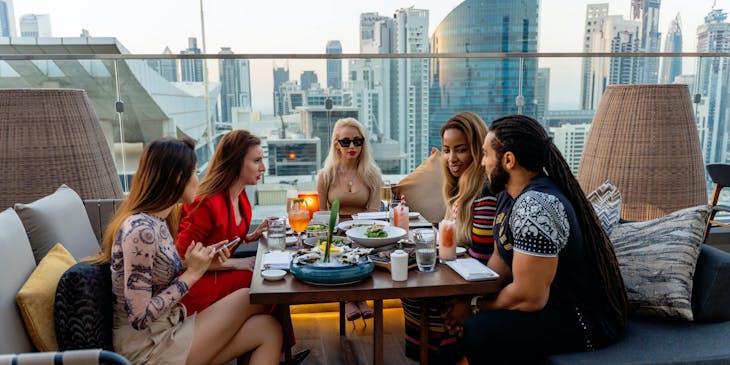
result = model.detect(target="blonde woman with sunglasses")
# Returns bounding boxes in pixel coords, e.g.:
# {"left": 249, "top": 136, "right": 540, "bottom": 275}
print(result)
{"left": 316, "top": 118, "right": 383, "bottom": 322}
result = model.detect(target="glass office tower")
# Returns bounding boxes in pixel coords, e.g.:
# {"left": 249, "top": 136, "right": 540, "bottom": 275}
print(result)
{"left": 429, "top": 0, "right": 539, "bottom": 148}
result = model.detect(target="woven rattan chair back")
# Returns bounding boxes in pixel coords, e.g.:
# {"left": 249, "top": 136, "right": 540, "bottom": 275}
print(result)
{"left": 577, "top": 84, "right": 707, "bottom": 221}
{"left": 0, "top": 89, "right": 123, "bottom": 210}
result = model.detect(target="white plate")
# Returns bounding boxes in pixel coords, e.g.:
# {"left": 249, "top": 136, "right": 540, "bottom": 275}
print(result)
{"left": 456, "top": 246, "right": 467, "bottom": 256}
{"left": 337, "top": 219, "right": 390, "bottom": 231}
{"left": 303, "top": 235, "right": 352, "bottom": 248}
{"left": 352, "top": 212, "right": 420, "bottom": 220}
{"left": 345, "top": 225, "right": 408, "bottom": 248}
{"left": 285, "top": 236, "right": 298, "bottom": 246}
{"left": 261, "top": 269, "right": 287, "bottom": 281}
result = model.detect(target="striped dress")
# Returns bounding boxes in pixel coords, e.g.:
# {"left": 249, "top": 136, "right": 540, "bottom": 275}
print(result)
{"left": 403, "top": 184, "right": 497, "bottom": 364}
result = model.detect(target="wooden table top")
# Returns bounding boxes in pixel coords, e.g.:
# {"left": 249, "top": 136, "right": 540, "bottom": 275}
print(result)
{"left": 249, "top": 241, "right": 501, "bottom": 305}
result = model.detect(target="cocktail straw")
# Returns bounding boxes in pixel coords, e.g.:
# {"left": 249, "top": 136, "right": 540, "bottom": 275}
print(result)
{"left": 452, "top": 203, "right": 458, "bottom": 221}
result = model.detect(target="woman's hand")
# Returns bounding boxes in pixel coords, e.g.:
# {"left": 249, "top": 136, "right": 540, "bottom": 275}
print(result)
{"left": 228, "top": 257, "right": 256, "bottom": 271}
{"left": 246, "top": 216, "right": 277, "bottom": 242}
{"left": 182, "top": 242, "right": 216, "bottom": 280}
{"left": 207, "top": 239, "right": 233, "bottom": 270}
{"left": 442, "top": 296, "right": 472, "bottom": 337}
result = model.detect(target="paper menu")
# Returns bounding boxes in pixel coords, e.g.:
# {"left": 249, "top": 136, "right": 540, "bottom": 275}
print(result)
{"left": 444, "top": 257, "right": 499, "bottom": 281}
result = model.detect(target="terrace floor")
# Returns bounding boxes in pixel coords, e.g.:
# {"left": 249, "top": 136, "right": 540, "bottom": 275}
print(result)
{"left": 289, "top": 301, "right": 420, "bottom": 365}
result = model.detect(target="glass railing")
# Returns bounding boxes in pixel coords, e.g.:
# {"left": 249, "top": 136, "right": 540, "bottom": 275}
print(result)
{"left": 3, "top": 51, "right": 729, "bottom": 222}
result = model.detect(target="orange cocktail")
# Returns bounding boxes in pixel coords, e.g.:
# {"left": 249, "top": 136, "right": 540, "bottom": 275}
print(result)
{"left": 439, "top": 219, "right": 456, "bottom": 261}
{"left": 289, "top": 210, "right": 310, "bottom": 233}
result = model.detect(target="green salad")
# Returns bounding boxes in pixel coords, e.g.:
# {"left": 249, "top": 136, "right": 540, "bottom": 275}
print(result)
{"left": 365, "top": 224, "right": 388, "bottom": 238}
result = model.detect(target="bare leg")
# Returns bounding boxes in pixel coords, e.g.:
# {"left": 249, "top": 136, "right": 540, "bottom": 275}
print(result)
{"left": 211, "top": 314, "right": 282, "bottom": 365}
{"left": 186, "top": 288, "right": 280, "bottom": 365}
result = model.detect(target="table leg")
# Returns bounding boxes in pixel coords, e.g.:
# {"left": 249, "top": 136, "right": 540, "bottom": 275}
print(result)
{"left": 420, "top": 305, "right": 429, "bottom": 365}
{"left": 339, "top": 301, "right": 346, "bottom": 336}
{"left": 374, "top": 300, "right": 383, "bottom": 365}
{"left": 282, "top": 304, "right": 292, "bottom": 364}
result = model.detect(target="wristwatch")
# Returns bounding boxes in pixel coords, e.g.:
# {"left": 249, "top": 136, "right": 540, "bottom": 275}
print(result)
{"left": 470, "top": 295, "right": 483, "bottom": 314}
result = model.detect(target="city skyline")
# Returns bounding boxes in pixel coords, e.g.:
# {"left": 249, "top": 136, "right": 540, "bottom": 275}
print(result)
{"left": 10, "top": 0, "right": 727, "bottom": 112}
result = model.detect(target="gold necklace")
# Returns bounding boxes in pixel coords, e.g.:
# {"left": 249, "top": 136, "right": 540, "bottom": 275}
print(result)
{"left": 340, "top": 169, "right": 356, "bottom": 193}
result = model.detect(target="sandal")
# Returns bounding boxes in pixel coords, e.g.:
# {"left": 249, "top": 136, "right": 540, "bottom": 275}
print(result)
{"left": 345, "top": 301, "right": 362, "bottom": 321}
{"left": 357, "top": 301, "right": 374, "bottom": 320}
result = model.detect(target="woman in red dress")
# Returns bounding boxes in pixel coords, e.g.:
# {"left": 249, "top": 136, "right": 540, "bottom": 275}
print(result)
{"left": 176, "top": 130, "right": 269, "bottom": 314}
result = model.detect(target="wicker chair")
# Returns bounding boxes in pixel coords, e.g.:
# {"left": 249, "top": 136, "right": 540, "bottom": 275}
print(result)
{"left": 0, "top": 89, "right": 123, "bottom": 210}
{"left": 577, "top": 84, "right": 707, "bottom": 221}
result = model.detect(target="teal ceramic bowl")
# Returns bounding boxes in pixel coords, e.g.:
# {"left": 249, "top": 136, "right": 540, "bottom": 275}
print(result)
{"left": 290, "top": 256, "right": 374, "bottom": 286}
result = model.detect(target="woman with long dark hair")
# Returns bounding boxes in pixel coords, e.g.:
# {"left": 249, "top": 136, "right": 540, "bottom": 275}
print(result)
{"left": 445, "top": 115, "right": 627, "bottom": 363}
{"left": 95, "top": 137, "right": 281, "bottom": 365}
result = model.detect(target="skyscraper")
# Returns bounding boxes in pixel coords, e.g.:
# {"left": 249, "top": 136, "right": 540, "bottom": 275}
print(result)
{"left": 660, "top": 13, "right": 683, "bottom": 84}
{"left": 394, "top": 7, "right": 430, "bottom": 172}
{"left": 633, "top": 0, "right": 662, "bottom": 84}
{"left": 536, "top": 68, "right": 551, "bottom": 127}
{"left": 587, "top": 15, "right": 642, "bottom": 109}
{"left": 19, "top": 14, "right": 51, "bottom": 37}
{"left": 180, "top": 37, "right": 203, "bottom": 82}
{"left": 146, "top": 46, "right": 178, "bottom": 82}
{"left": 695, "top": 9, "right": 730, "bottom": 163}
{"left": 273, "top": 66, "right": 289, "bottom": 116}
{"left": 0, "top": 0, "right": 16, "bottom": 37}
{"left": 580, "top": 4, "right": 609, "bottom": 110}
{"left": 551, "top": 123, "right": 591, "bottom": 174}
{"left": 300, "top": 71, "right": 318, "bottom": 91}
{"left": 218, "top": 47, "right": 252, "bottom": 123}
{"left": 326, "top": 40, "right": 342, "bottom": 89}
{"left": 430, "top": 0, "right": 539, "bottom": 145}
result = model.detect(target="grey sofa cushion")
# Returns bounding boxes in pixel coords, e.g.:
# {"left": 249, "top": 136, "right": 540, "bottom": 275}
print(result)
{"left": 0, "top": 208, "right": 36, "bottom": 353}
{"left": 609, "top": 205, "right": 710, "bottom": 320}
{"left": 586, "top": 180, "right": 621, "bottom": 236}
{"left": 14, "top": 185, "right": 100, "bottom": 263}
{"left": 547, "top": 317, "right": 730, "bottom": 364}
{"left": 692, "top": 244, "right": 730, "bottom": 322}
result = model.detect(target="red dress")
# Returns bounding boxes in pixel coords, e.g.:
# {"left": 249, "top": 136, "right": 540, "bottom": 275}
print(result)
{"left": 177, "top": 190, "right": 254, "bottom": 314}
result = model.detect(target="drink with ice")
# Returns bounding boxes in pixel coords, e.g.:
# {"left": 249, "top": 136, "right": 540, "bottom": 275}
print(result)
{"left": 439, "top": 219, "right": 457, "bottom": 261}
{"left": 413, "top": 228, "right": 436, "bottom": 272}
{"left": 392, "top": 201, "right": 410, "bottom": 232}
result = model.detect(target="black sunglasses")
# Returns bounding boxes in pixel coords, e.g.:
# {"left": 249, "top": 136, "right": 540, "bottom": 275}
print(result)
{"left": 337, "top": 137, "right": 364, "bottom": 147}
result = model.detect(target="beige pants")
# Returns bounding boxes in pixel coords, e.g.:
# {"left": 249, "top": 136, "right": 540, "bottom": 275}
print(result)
{"left": 113, "top": 305, "right": 196, "bottom": 365}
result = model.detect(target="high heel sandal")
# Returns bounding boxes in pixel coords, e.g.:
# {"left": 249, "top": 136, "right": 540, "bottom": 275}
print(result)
{"left": 345, "top": 301, "right": 362, "bottom": 322}
{"left": 357, "top": 301, "right": 374, "bottom": 320}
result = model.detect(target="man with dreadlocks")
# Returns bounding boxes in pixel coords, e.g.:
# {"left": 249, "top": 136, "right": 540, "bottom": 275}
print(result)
{"left": 444, "top": 115, "right": 628, "bottom": 364}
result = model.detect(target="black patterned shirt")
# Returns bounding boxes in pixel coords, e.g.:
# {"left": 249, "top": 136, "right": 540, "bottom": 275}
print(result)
{"left": 111, "top": 213, "right": 189, "bottom": 330}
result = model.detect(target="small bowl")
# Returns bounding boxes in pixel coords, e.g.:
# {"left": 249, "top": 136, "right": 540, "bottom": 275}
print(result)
{"left": 305, "top": 224, "right": 328, "bottom": 238}
{"left": 261, "top": 269, "right": 287, "bottom": 281}
{"left": 285, "top": 236, "right": 298, "bottom": 246}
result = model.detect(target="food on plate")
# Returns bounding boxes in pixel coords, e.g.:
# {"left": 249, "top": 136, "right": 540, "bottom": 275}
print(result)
{"left": 378, "top": 246, "right": 416, "bottom": 259}
{"left": 306, "top": 224, "right": 327, "bottom": 231}
{"left": 364, "top": 224, "right": 388, "bottom": 238}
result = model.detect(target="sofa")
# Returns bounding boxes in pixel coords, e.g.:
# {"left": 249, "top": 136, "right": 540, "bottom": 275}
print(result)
{"left": 0, "top": 185, "right": 129, "bottom": 364}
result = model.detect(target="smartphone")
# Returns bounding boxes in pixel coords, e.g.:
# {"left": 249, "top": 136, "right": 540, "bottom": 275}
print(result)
{"left": 214, "top": 236, "right": 241, "bottom": 254}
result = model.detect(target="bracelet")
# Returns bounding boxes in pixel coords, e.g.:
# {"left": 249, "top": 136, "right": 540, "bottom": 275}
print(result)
{"left": 470, "top": 295, "right": 483, "bottom": 314}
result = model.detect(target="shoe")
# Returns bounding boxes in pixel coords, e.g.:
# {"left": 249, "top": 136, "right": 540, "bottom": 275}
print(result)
{"left": 357, "top": 301, "right": 374, "bottom": 320}
{"left": 279, "top": 349, "right": 311, "bottom": 365}
{"left": 345, "top": 301, "right": 362, "bottom": 321}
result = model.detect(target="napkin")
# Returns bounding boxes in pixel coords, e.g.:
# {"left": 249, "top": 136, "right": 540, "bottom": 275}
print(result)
{"left": 261, "top": 251, "right": 292, "bottom": 270}
{"left": 444, "top": 258, "right": 499, "bottom": 281}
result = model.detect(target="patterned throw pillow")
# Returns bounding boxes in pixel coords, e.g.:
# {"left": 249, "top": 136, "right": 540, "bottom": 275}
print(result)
{"left": 586, "top": 180, "right": 621, "bottom": 236}
{"left": 609, "top": 205, "right": 711, "bottom": 320}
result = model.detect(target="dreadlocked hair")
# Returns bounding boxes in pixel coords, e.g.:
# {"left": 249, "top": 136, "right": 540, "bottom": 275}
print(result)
{"left": 489, "top": 114, "right": 627, "bottom": 333}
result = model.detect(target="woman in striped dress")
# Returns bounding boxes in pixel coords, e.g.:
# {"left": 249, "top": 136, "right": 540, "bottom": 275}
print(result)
{"left": 402, "top": 112, "right": 497, "bottom": 364}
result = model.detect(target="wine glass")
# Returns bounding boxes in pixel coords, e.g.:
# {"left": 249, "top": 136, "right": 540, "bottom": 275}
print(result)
{"left": 288, "top": 199, "right": 311, "bottom": 248}
{"left": 380, "top": 182, "right": 393, "bottom": 211}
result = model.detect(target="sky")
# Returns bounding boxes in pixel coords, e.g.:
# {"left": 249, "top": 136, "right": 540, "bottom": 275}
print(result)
{"left": 11, "top": 0, "right": 724, "bottom": 112}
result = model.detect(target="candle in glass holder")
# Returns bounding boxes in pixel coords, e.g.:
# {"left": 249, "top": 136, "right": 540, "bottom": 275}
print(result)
{"left": 297, "top": 191, "right": 320, "bottom": 219}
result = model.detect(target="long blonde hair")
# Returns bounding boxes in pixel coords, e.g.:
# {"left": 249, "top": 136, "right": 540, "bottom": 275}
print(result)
{"left": 91, "top": 137, "right": 197, "bottom": 264}
{"left": 441, "top": 112, "right": 489, "bottom": 245}
{"left": 318, "top": 118, "right": 382, "bottom": 204}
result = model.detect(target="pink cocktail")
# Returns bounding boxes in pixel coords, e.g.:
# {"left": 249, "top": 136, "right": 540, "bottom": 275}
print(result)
{"left": 439, "top": 219, "right": 457, "bottom": 261}
{"left": 393, "top": 204, "right": 410, "bottom": 232}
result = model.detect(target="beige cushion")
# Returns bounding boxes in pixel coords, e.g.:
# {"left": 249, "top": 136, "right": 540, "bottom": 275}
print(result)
{"left": 15, "top": 185, "right": 100, "bottom": 263}
{"left": 16, "top": 243, "right": 77, "bottom": 351}
{"left": 393, "top": 147, "right": 445, "bottom": 223}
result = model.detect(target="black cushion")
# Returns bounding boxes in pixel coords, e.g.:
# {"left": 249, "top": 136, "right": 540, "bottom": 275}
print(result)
{"left": 54, "top": 262, "right": 114, "bottom": 351}
{"left": 547, "top": 317, "right": 730, "bottom": 364}
{"left": 692, "top": 244, "right": 730, "bottom": 322}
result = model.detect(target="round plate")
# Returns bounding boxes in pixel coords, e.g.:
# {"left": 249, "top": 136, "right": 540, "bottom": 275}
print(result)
{"left": 456, "top": 246, "right": 467, "bottom": 256}
{"left": 290, "top": 257, "right": 374, "bottom": 285}
{"left": 346, "top": 226, "right": 407, "bottom": 248}
{"left": 285, "top": 236, "right": 298, "bottom": 246}
{"left": 337, "top": 219, "right": 390, "bottom": 231}
{"left": 303, "top": 235, "right": 352, "bottom": 247}
{"left": 261, "top": 269, "right": 287, "bottom": 281}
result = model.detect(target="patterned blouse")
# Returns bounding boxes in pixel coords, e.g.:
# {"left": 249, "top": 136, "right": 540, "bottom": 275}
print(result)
{"left": 111, "top": 213, "right": 189, "bottom": 330}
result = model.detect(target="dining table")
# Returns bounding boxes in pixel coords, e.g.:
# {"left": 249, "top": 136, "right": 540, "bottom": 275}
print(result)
{"left": 248, "top": 229, "right": 501, "bottom": 365}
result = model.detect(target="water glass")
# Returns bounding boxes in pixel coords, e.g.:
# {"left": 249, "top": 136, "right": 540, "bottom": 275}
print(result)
{"left": 268, "top": 218, "right": 287, "bottom": 251}
{"left": 413, "top": 228, "right": 437, "bottom": 272}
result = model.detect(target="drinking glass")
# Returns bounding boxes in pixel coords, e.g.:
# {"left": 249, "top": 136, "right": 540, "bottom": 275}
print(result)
{"left": 288, "top": 199, "right": 311, "bottom": 248}
{"left": 439, "top": 219, "right": 457, "bottom": 262}
{"left": 413, "top": 228, "right": 437, "bottom": 272}
{"left": 267, "top": 218, "right": 287, "bottom": 251}
{"left": 380, "top": 183, "right": 393, "bottom": 210}
{"left": 389, "top": 199, "right": 402, "bottom": 224}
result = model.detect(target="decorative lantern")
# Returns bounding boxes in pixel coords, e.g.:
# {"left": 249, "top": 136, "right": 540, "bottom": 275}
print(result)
{"left": 297, "top": 191, "right": 320, "bottom": 219}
